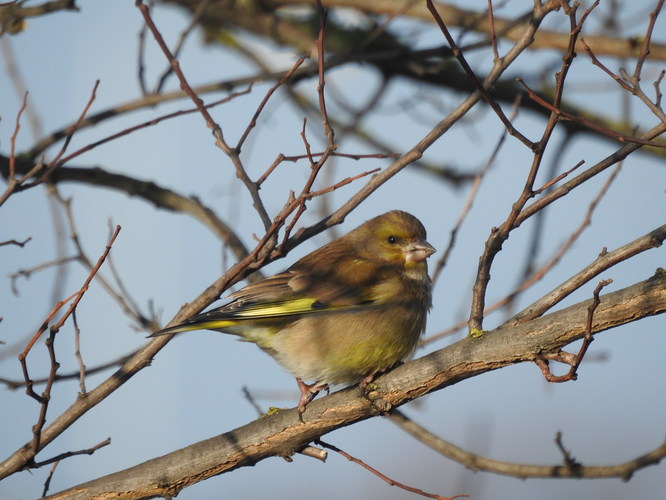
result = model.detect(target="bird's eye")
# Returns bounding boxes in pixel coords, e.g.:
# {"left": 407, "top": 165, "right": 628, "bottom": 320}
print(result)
{"left": 387, "top": 235, "right": 398, "bottom": 244}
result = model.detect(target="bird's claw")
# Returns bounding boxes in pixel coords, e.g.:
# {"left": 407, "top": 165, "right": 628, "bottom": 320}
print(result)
{"left": 296, "top": 378, "right": 329, "bottom": 413}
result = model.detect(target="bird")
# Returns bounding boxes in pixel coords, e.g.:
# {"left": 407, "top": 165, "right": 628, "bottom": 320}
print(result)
{"left": 150, "top": 210, "right": 435, "bottom": 411}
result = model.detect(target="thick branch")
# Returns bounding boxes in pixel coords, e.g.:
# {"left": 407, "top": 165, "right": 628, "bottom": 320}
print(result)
{"left": 40, "top": 273, "right": 665, "bottom": 499}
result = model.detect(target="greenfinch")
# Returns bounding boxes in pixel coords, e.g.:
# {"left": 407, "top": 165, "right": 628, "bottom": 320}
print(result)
{"left": 151, "top": 210, "right": 435, "bottom": 410}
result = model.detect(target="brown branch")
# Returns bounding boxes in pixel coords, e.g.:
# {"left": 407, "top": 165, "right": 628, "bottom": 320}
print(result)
{"left": 426, "top": 0, "right": 533, "bottom": 149}
{"left": 283, "top": 1, "right": 561, "bottom": 255}
{"left": 0, "top": 352, "right": 136, "bottom": 391}
{"left": 579, "top": 0, "right": 666, "bottom": 128}
{"left": 468, "top": 1, "right": 597, "bottom": 332}
{"left": 306, "top": 168, "right": 381, "bottom": 198}
{"left": 514, "top": 121, "right": 666, "bottom": 229}
{"left": 72, "top": 310, "right": 87, "bottom": 395}
{"left": 631, "top": 0, "right": 664, "bottom": 83}
{"left": 25, "top": 75, "right": 266, "bottom": 159}
{"left": 152, "top": 0, "right": 210, "bottom": 94}
{"left": 9, "top": 255, "right": 79, "bottom": 297}
{"left": 33, "top": 438, "right": 111, "bottom": 469}
{"left": 278, "top": 0, "right": 338, "bottom": 244}
{"left": 389, "top": 410, "right": 666, "bottom": 480}
{"left": 35, "top": 274, "right": 665, "bottom": 497}
{"left": 267, "top": 4, "right": 343, "bottom": 252}
{"left": 655, "top": 70, "right": 665, "bottom": 108}
{"left": 0, "top": 91, "right": 31, "bottom": 207}
{"left": 534, "top": 279, "right": 612, "bottom": 382}
{"left": 314, "top": 0, "right": 336, "bottom": 149}
{"left": 35, "top": 80, "right": 100, "bottom": 185}
{"left": 486, "top": 0, "right": 499, "bottom": 61}
{"left": 135, "top": 0, "right": 273, "bottom": 231}
{"left": 317, "top": 439, "right": 468, "bottom": 500}
{"left": 0, "top": 158, "right": 253, "bottom": 271}
{"left": 518, "top": 77, "right": 666, "bottom": 147}
{"left": 0, "top": 236, "right": 31, "bottom": 248}
{"left": 505, "top": 225, "right": 666, "bottom": 327}
{"left": 256, "top": 150, "right": 398, "bottom": 188}
{"left": 16, "top": 226, "right": 121, "bottom": 465}
{"left": 54, "top": 87, "right": 253, "bottom": 169}
{"left": 267, "top": 0, "right": 666, "bottom": 61}
{"left": 42, "top": 460, "right": 59, "bottom": 499}
{"left": 236, "top": 56, "right": 306, "bottom": 152}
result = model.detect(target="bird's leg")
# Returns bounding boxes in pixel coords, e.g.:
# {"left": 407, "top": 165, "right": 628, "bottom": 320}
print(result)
{"left": 359, "top": 370, "right": 393, "bottom": 414}
{"left": 296, "top": 378, "right": 328, "bottom": 412}
{"left": 358, "top": 370, "right": 379, "bottom": 393}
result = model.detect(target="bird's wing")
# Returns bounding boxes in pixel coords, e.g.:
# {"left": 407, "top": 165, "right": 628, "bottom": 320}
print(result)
{"left": 217, "top": 264, "right": 376, "bottom": 322}
{"left": 221, "top": 274, "right": 326, "bottom": 320}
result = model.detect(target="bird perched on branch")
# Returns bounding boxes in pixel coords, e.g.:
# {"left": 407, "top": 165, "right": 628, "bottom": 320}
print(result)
{"left": 150, "top": 210, "right": 435, "bottom": 411}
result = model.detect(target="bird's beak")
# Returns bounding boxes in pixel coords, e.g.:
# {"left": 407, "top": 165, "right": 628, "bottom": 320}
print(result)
{"left": 404, "top": 240, "right": 436, "bottom": 263}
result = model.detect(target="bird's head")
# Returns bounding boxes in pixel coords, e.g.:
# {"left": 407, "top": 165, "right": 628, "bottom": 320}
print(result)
{"left": 353, "top": 210, "right": 436, "bottom": 270}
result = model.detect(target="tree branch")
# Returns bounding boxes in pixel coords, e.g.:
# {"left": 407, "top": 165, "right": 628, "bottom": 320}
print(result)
{"left": 39, "top": 273, "right": 666, "bottom": 498}
{"left": 389, "top": 410, "right": 666, "bottom": 480}
{"left": 265, "top": 0, "right": 666, "bottom": 60}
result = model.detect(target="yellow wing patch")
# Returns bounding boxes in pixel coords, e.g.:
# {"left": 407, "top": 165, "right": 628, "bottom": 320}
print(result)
{"left": 230, "top": 298, "right": 322, "bottom": 318}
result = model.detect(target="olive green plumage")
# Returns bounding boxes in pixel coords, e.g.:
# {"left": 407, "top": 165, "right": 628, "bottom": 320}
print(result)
{"left": 151, "top": 210, "right": 435, "bottom": 406}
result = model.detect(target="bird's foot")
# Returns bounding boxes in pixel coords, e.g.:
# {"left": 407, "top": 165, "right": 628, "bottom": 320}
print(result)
{"left": 359, "top": 371, "right": 392, "bottom": 414}
{"left": 358, "top": 371, "right": 378, "bottom": 393}
{"left": 296, "top": 378, "right": 329, "bottom": 413}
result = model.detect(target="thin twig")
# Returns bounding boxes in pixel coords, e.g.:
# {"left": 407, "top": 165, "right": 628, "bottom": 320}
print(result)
{"left": 317, "top": 439, "right": 468, "bottom": 500}
{"left": 0, "top": 352, "right": 136, "bottom": 390}
{"left": 0, "top": 236, "right": 32, "bottom": 248}
{"left": 135, "top": 0, "right": 272, "bottom": 231}
{"left": 468, "top": 1, "right": 601, "bottom": 332}
{"left": 487, "top": 0, "right": 499, "bottom": 60}
{"left": 426, "top": 0, "right": 533, "bottom": 148}
{"left": 534, "top": 279, "right": 612, "bottom": 382}
{"left": 432, "top": 93, "right": 522, "bottom": 285}
{"left": 36, "top": 80, "right": 100, "bottom": 184}
{"left": 518, "top": 78, "right": 666, "bottom": 147}
{"left": 9, "top": 256, "right": 79, "bottom": 296}
{"left": 72, "top": 310, "right": 87, "bottom": 395}
{"left": 236, "top": 56, "right": 306, "bottom": 152}
{"left": 390, "top": 410, "right": 666, "bottom": 480}
{"left": 41, "top": 460, "right": 59, "bottom": 498}
{"left": 33, "top": 437, "right": 111, "bottom": 469}
{"left": 17, "top": 227, "right": 121, "bottom": 463}
{"left": 152, "top": 0, "right": 210, "bottom": 94}
{"left": 0, "top": 91, "right": 29, "bottom": 206}
{"left": 506, "top": 225, "right": 665, "bottom": 327}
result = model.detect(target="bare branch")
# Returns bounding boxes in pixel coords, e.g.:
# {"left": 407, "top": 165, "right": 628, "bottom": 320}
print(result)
{"left": 0, "top": 236, "right": 31, "bottom": 248}
{"left": 468, "top": 1, "right": 596, "bottom": 332}
{"left": 15, "top": 226, "right": 121, "bottom": 467}
{"left": 318, "top": 439, "right": 468, "bottom": 500}
{"left": 135, "top": 0, "right": 273, "bottom": 231}
{"left": 506, "top": 225, "right": 665, "bottom": 327}
{"left": 389, "top": 410, "right": 666, "bottom": 480}
{"left": 426, "top": 0, "right": 534, "bottom": 149}
{"left": 534, "top": 279, "right": 612, "bottom": 382}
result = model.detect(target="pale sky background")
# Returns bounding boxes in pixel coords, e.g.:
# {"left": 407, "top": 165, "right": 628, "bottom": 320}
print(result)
{"left": 1, "top": 1, "right": 665, "bottom": 499}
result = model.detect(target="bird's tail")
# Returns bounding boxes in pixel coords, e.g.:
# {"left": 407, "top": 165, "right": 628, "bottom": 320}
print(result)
{"left": 148, "top": 319, "right": 237, "bottom": 338}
